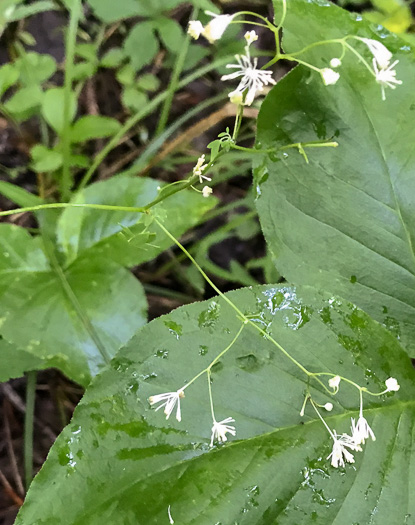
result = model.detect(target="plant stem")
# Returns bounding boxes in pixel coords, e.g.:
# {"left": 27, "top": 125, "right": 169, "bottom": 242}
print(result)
{"left": 152, "top": 216, "right": 311, "bottom": 377}
{"left": 24, "top": 371, "right": 37, "bottom": 491}
{"left": 61, "top": 0, "right": 82, "bottom": 201}
{"left": 77, "top": 54, "right": 245, "bottom": 190}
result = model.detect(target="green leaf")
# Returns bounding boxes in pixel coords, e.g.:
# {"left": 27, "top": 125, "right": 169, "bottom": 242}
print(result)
{"left": 116, "top": 63, "right": 136, "bottom": 86}
{"left": 0, "top": 63, "right": 19, "bottom": 96}
{"left": 257, "top": 0, "right": 415, "bottom": 353}
{"left": 367, "top": 0, "right": 412, "bottom": 33}
{"left": 0, "top": 180, "right": 42, "bottom": 207}
{"left": 0, "top": 339, "right": 44, "bottom": 382}
{"left": 100, "top": 47, "right": 125, "bottom": 68}
{"left": 6, "top": 0, "right": 55, "bottom": 21}
{"left": 15, "top": 284, "right": 415, "bottom": 523}
{"left": 123, "top": 22, "right": 159, "bottom": 72}
{"left": 30, "top": 144, "right": 63, "bottom": 172}
{"left": 15, "top": 52, "right": 56, "bottom": 85}
{"left": 87, "top": 0, "right": 183, "bottom": 21}
{"left": 0, "top": 224, "right": 147, "bottom": 385}
{"left": 70, "top": 116, "right": 122, "bottom": 143}
{"left": 57, "top": 175, "right": 217, "bottom": 267}
{"left": 121, "top": 86, "right": 148, "bottom": 111}
{"left": 75, "top": 43, "right": 98, "bottom": 63}
{"left": 72, "top": 61, "right": 97, "bottom": 81}
{"left": 153, "top": 16, "right": 184, "bottom": 54}
{"left": 41, "top": 87, "right": 77, "bottom": 134}
{"left": 136, "top": 73, "right": 160, "bottom": 92}
{"left": 3, "top": 85, "right": 43, "bottom": 121}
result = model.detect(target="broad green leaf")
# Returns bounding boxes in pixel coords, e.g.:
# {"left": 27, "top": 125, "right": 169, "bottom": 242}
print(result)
{"left": 30, "top": 144, "right": 63, "bottom": 172}
{"left": 15, "top": 284, "right": 415, "bottom": 523}
{"left": 41, "top": 87, "right": 77, "bottom": 134}
{"left": 87, "top": 0, "right": 183, "bottom": 21}
{"left": 124, "top": 22, "right": 159, "bottom": 72}
{"left": 0, "top": 339, "right": 44, "bottom": 382}
{"left": 257, "top": 0, "right": 415, "bottom": 353}
{"left": 70, "top": 115, "right": 122, "bottom": 143}
{"left": 0, "top": 224, "right": 147, "bottom": 385}
{"left": 57, "top": 175, "right": 217, "bottom": 267}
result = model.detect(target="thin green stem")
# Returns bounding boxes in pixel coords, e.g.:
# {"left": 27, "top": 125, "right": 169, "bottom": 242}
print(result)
{"left": 182, "top": 323, "right": 245, "bottom": 393}
{"left": 24, "top": 371, "right": 36, "bottom": 491}
{"left": 152, "top": 216, "right": 312, "bottom": 377}
{"left": 230, "top": 140, "right": 338, "bottom": 156}
{"left": 0, "top": 203, "right": 146, "bottom": 217}
{"left": 61, "top": 0, "right": 82, "bottom": 201}
{"left": 207, "top": 323, "right": 246, "bottom": 371}
{"left": 287, "top": 38, "right": 345, "bottom": 58}
{"left": 284, "top": 55, "right": 322, "bottom": 73}
{"left": 232, "top": 104, "right": 244, "bottom": 141}
{"left": 343, "top": 41, "right": 374, "bottom": 76}
{"left": 310, "top": 398, "right": 335, "bottom": 440}
{"left": 156, "top": 8, "right": 198, "bottom": 135}
{"left": 77, "top": 55, "right": 237, "bottom": 190}
{"left": 275, "top": 0, "right": 287, "bottom": 32}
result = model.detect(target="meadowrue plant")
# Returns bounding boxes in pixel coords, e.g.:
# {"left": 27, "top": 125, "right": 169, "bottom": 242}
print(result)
{"left": 4, "top": 0, "right": 413, "bottom": 523}
{"left": 186, "top": 0, "right": 402, "bottom": 199}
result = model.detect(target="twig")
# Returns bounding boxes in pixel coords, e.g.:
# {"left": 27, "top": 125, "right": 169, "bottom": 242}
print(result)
{"left": 3, "top": 400, "right": 24, "bottom": 496}
{"left": 102, "top": 104, "right": 258, "bottom": 179}
{"left": 0, "top": 468, "right": 24, "bottom": 507}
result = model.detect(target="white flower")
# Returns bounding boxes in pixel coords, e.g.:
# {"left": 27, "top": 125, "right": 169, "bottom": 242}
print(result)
{"left": 351, "top": 415, "right": 376, "bottom": 445}
{"left": 385, "top": 377, "right": 400, "bottom": 392}
{"left": 221, "top": 51, "right": 276, "bottom": 106}
{"left": 359, "top": 37, "right": 392, "bottom": 69}
{"left": 210, "top": 417, "right": 236, "bottom": 447}
{"left": 373, "top": 59, "right": 402, "bottom": 101}
{"left": 149, "top": 389, "right": 185, "bottom": 422}
{"left": 324, "top": 402, "right": 333, "bottom": 412}
{"left": 193, "top": 154, "right": 210, "bottom": 183}
{"left": 320, "top": 68, "right": 340, "bottom": 86}
{"left": 202, "top": 186, "right": 212, "bottom": 198}
{"left": 329, "top": 375, "right": 341, "bottom": 390}
{"left": 188, "top": 20, "right": 204, "bottom": 40}
{"left": 202, "top": 12, "right": 235, "bottom": 43}
{"left": 330, "top": 58, "right": 342, "bottom": 68}
{"left": 327, "top": 431, "right": 362, "bottom": 468}
{"left": 244, "top": 30, "right": 258, "bottom": 46}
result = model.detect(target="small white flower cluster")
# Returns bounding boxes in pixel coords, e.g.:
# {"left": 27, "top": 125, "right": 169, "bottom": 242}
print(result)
{"left": 359, "top": 37, "right": 402, "bottom": 100}
{"left": 328, "top": 37, "right": 402, "bottom": 100}
{"left": 188, "top": 11, "right": 276, "bottom": 107}
{"left": 325, "top": 376, "right": 400, "bottom": 468}
{"left": 192, "top": 154, "right": 212, "bottom": 197}
{"left": 188, "top": 12, "right": 235, "bottom": 43}
{"left": 149, "top": 388, "right": 236, "bottom": 447}
{"left": 221, "top": 31, "right": 276, "bottom": 106}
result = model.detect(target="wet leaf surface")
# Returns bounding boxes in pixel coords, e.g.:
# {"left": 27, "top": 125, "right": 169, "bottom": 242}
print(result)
{"left": 16, "top": 284, "right": 415, "bottom": 524}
